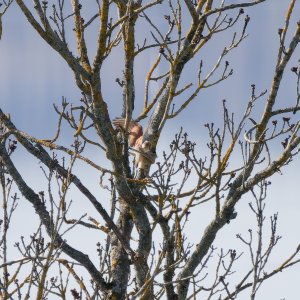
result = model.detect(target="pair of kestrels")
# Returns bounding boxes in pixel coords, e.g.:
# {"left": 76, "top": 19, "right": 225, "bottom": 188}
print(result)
{"left": 113, "top": 118, "right": 156, "bottom": 171}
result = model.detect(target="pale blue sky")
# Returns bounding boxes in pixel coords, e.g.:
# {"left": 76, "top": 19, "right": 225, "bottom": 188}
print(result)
{"left": 1, "top": 1, "right": 300, "bottom": 299}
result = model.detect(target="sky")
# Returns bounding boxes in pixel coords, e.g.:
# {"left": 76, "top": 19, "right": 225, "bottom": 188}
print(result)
{"left": 1, "top": 1, "right": 300, "bottom": 299}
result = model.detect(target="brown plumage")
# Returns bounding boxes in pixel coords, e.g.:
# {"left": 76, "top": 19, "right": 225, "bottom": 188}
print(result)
{"left": 113, "top": 118, "right": 156, "bottom": 171}
{"left": 113, "top": 118, "right": 143, "bottom": 147}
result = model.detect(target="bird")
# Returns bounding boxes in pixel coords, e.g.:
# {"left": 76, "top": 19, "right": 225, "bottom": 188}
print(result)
{"left": 113, "top": 118, "right": 156, "bottom": 173}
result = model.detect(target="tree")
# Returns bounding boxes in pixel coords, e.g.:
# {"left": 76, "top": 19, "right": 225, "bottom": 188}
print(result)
{"left": 1, "top": 0, "right": 300, "bottom": 299}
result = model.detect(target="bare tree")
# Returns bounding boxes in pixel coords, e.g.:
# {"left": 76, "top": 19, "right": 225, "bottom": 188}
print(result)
{"left": 1, "top": 0, "right": 300, "bottom": 299}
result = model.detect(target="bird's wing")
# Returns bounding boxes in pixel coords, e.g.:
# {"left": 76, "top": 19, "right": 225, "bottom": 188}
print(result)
{"left": 112, "top": 118, "right": 127, "bottom": 129}
{"left": 131, "top": 146, "right": 157, "bottom": 164}
{"left": 134, "top": 135, "right": 143, "bottom": 149}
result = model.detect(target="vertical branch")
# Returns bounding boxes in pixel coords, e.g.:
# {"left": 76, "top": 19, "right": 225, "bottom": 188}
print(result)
{"left": 121, "top": 2, "right": 139, "bottom": 126}
{"left": 250, "top": 191, "right": 265, "bottom": 300}
{"left": 143, "top": 55, "right": 161, "bottom": 109}
{"left": 35, "top": 236, "right": 55, "bottom": 300}
{"left": 256, "top": 22, "right": 300, "bottom": 141}
{"left": 0, "top": 131, "right": 8, "bottom": 300}
{"left": 71, "top": 0, "right": 91, "bottom": 72}
{"left": 0, "top": 114, "right": 16, "bottom": 299}
{"left": 277, "top": 0, "right": 296, "bottom": 65}
{"left": 93, "top": 0, "right": 109, "bottom": 73}
{"left": 110, "top": 200, "right": 133, "bottom": 299}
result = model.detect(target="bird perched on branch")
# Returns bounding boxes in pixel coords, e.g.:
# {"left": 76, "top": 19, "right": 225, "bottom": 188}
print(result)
{"left": 113, "top": 118, "right": 156, "bottom": 174}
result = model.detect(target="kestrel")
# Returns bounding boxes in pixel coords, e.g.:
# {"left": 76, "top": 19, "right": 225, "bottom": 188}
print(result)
{"left": 113, "top": 118, "right": 156, "bottom": 171}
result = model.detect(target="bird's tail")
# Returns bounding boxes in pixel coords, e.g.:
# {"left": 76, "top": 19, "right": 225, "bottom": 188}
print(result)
{"left": 112, "top": 118, "right": 126, "bottom": 128}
